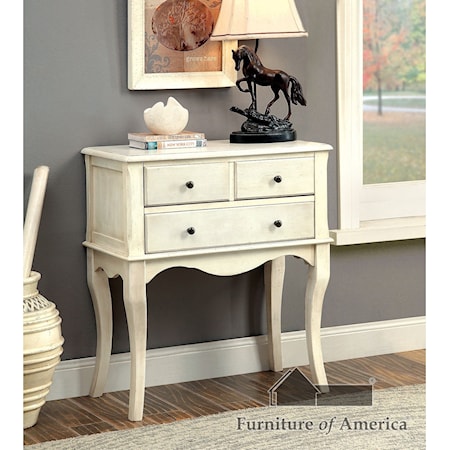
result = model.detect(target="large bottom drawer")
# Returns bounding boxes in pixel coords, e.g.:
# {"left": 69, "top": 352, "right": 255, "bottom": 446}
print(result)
{"left": 145, "top": 202, "right": 314, "bottom": 253}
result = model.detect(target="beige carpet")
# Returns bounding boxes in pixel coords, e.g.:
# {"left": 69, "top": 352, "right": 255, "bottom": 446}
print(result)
{"left": 27, "top": 384, "right": 425, "bottom": 449}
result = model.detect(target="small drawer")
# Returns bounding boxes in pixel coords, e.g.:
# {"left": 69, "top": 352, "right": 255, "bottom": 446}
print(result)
{"left": 144, "top": 162, "right": 229, "bottom": 206}
{"left": 235, "top": 157, "right": 314, "bottom": 199}
{"left": 145, "top": 202, "right": 314, "bottom": 253}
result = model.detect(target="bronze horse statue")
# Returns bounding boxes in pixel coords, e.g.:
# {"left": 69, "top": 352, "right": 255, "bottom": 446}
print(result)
{"left": 231, "top": 45, "right": 306, "bottom": 121}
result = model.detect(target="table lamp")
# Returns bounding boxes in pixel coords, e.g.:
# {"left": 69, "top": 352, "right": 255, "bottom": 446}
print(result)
{"left": 210, "top": 0, "right": 308, "bottom": 143}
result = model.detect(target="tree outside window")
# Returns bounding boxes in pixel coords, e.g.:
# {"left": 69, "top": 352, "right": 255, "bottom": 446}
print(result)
{"left": 363, "top": 0, "right": 425, "bottom": 184}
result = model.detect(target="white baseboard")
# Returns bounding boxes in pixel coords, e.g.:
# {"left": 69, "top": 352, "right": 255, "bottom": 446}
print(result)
{"left": 47, "top": 316, "right": 425, "bottom": 401}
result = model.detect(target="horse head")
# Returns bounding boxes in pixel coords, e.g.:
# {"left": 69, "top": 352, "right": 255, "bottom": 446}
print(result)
{"left": 232, "top": 48, "right": 242, "bottom": 71}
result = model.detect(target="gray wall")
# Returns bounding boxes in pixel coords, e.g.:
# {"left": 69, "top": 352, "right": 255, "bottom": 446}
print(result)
{"left": 24, "top": 0, "right": 425, "bottom": 361}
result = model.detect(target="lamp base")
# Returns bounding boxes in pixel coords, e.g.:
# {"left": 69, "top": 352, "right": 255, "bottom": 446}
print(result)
{"left": 230, "top": 129, "right": 296, "bottom": 143}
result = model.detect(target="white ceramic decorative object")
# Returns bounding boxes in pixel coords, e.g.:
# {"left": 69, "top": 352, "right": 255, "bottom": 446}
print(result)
{"left": 23, "top": 271, "right": 64, "bottom": 429}
{"left": 23, "top": 165, "right": 64, "bottom": 428}
{"left": 143, "top": 97, "right": 189, "bottom": 135}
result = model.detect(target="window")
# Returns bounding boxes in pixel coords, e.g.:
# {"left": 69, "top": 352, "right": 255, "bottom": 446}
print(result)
{"left": 331, "top": 0, "right": 426, "bottom": 245}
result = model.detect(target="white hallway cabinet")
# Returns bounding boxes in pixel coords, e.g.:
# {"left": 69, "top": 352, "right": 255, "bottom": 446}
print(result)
{"left": 82, "top": 140, "right": 333, "bottom": 421}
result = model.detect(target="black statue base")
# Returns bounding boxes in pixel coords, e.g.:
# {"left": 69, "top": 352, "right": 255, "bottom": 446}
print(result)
{"left": 230, "top": 129, "right": 296, "bottom": 143}
{"left": 229, "top": 106, "right": 297, "bottom": 143}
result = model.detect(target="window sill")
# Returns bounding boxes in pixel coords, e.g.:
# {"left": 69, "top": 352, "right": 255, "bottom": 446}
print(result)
{"left": 330, "top": 216, "right": 425, "bottom": 246}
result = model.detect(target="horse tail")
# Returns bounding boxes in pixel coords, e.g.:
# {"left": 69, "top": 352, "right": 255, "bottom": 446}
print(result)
{"left": 289, "top": 76, "right": 307, "bottom": 106}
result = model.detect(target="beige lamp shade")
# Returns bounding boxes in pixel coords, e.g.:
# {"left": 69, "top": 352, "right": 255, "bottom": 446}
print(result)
{"left": 210, "top": 0, "right": 308, "bottom": 41}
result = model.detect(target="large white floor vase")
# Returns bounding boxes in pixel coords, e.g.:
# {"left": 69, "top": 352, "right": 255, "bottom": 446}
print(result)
{"left": 23, "top": 271, "right": 64, "bottom": 429}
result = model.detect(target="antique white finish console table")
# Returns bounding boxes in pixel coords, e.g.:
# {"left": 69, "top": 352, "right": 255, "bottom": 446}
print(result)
{"left": 82, "top": 140, "right": 333, "bottom": 421}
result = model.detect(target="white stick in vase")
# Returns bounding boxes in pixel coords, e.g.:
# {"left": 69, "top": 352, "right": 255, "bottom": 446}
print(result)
{"left": 23, "top": 166, "right": 50, "bottom": 279}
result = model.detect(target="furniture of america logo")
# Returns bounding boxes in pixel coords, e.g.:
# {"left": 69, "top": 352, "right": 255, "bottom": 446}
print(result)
{"left": 268, "top": 367, "right": 375, "bottom": 407}
{"left": 236, "top": 370, "right": 408, "bottom": 433}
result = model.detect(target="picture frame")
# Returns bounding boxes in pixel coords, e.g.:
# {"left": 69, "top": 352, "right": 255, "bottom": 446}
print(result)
{"left": 128, "top": 0, "right": 237, "bottom": 90}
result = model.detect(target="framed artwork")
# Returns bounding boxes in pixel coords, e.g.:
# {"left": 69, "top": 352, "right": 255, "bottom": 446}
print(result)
{"left": 128, "top": 0, "right": 237, "bottom": 90}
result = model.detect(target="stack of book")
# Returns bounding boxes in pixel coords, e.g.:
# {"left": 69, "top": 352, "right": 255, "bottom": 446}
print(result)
{"left": 128, "top": 131, "right": 207, "bottom": 150}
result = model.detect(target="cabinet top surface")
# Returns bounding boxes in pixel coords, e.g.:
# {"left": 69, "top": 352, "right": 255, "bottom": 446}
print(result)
{"left": 81, "top": 140, "right": 332, "bottom": 162}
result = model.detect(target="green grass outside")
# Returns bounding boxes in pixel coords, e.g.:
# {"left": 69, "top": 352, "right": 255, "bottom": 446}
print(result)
{"left": 363, "top": 111, "right": 426, "bottom": 184}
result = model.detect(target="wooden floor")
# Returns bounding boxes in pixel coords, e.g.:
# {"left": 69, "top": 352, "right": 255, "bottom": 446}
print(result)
{"left": 24, "top": 349, "right": 425, "bottom": 446}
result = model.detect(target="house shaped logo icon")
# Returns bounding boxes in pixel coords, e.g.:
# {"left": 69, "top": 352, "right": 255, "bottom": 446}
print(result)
{"left": 268, "top": 368, "right": 374, "bottom": 407}
{"left": 268, "top": 368, "right": 320, "bottom": 406}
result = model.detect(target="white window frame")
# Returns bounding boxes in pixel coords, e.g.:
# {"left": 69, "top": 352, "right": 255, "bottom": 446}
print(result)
{"left": 331, "top": 0, "right": 426, "bottom": 245}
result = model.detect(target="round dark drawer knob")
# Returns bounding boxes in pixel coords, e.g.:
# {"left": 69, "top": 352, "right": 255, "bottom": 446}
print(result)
{"left": 186, "top": 181, "right": 194, "bottom": 189}
{"left": 274, "top": 175, "right": 282, "bottom": 183}
{"left": 274, "top": 220, "right": 283, "bottom": 228}
{"left": 187, "top": 227, "right": 196, "bottom": 235}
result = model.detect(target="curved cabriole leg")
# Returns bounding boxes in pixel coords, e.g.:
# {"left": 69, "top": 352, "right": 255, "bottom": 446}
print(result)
{"left": 305, "top": 244, "right": 330, "bottom": 392}
{"left": 264, "top": 256, "right": 286, "bottom": 372}
{"left": 122, "top": 261, "right": 147, "bottom": 421}
{"left": 86, "top": 249, "right": 113, "bottom": 398}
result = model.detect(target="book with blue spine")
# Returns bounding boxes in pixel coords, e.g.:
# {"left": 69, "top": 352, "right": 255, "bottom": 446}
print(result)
{"left": 129, "top": 138, "right": 207, "bottom": 150}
